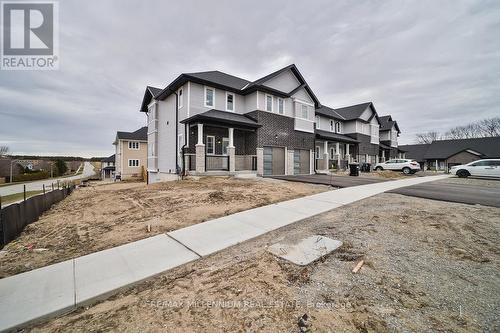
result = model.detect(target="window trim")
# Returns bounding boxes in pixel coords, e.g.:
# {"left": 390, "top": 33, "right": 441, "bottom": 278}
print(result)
{"left": 301, "top": 104, "right": 308, "bottom": 119}
{"left": 225, "top": 92, "right": 235, "bottom": 112}
{"left": 128, "top": 141, "right": 140, "bottom": 150}
{"left": 265, "top": 94, "right": 273, "bottom": 112}
{"left": 128, "top": 159, "right": 140, "bottom": 167}
{"left": 206, "top": 135, "right": 215, "bottom": 155}
{"left": 277, "top": 97, "right": 284, "bottom": 114}
{"left": 329, "top": 120, "right": 334, "bottom": 132}
{"left": 204, "top": 86, "right": 215, "bottom": 108}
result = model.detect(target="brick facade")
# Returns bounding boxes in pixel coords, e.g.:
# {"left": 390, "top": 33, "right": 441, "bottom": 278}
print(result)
{"left": 246, "top": 111, "right": 315, "bottom": 150}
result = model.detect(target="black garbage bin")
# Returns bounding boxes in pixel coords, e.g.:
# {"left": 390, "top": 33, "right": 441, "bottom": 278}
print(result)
{"left": 349, "top": 163, "right": 359, "bottom": 176}
{"left": 360, "top": 162, "right": 371, "bottom": 172}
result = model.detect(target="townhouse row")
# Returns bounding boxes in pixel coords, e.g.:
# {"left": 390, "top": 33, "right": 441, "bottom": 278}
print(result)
{"left": 107, "top": 64, "right": 404, "bottom": 181}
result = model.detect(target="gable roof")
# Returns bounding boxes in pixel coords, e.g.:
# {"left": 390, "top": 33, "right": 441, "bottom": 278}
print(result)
{"left": 146, "top": 64, "right": 321, "bottom": 112}
{"left": 140, "top": 86, "right": 162, "bottom": 112}
{"left": 379, "top": 115, "right": 401, "bottom": 133}
{"left": 115, "top": 127, "right": 148, "bottom": 142}
{"left": 398, "top": 144, "right": 431, "bottom": 162}
{"left": 315, "top": 105, "right": 345, "bottom": 120}
{"left": 423, "top": 137, "right": 500, "bottom": 159}
{"left": 333, "top": 102, "right": 380, "bottom": 124}
{"left": 101, "top": 154, "right": 115, "bottom": 163}
{"left": 180, "top": 109, "right": 260, "bottom": 128}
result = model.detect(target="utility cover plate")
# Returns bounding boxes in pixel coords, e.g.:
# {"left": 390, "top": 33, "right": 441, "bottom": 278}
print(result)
{"left": 267, "top": 235, "right": 342, "bottom": 266}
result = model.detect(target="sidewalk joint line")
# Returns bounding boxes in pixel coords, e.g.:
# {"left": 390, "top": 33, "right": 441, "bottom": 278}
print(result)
{"left": 166, "top": 233, "right": 203, "bottom": 258}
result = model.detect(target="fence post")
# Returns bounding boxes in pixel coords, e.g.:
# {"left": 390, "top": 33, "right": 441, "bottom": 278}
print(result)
{"left": 51, "top": 183, "right": 54, "bottom": 191}
{"left": 57, "top": 180, "right": 60, "bottom": 189}
{"left": 43, "top": 184, "right": 45, "bottom": 194}
{"left": 24, "top": 185, "right": 26, "bottom": 202}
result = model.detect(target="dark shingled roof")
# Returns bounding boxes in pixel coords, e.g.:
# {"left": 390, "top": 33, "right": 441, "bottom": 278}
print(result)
{"left": 116, "top": 127, "right": 148, "bottom": 141}
{"left": 423, "top": 137, "right": 500, "bottom": 159}
{"left": 185, "top": 71, "right": 250, "bottom": 90}
{"left": 315, "top": 130, "right": 359, "bottom": 143}
{"left": 180, "top": 109, "right": 260, "bottom": 128}
{"left": 101, "top": 154, "right": 115, "bottom": 163}
{"left": 315, "top": 105, "right": 345, "bottom": 120}
{"left": 334, "top": 102, "right": 374, "bottom": 121}
{"left": 398, "top": 144, "right": 431, "bottom": 162}
{"left": 379, "top": 115, "right": 401, "bottom": 133}
{"left": 147, "top": 86, "right": 162, "bottom": 97}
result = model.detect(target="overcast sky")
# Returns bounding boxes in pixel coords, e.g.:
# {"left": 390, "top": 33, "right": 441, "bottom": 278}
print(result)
{"left": 1, "top": 0, "right": 499, "bottom": 157}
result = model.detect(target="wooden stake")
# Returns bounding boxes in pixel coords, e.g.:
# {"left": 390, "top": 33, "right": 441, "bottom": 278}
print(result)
{"left": 352, "top": 260, "right": 364, "bottom": 273}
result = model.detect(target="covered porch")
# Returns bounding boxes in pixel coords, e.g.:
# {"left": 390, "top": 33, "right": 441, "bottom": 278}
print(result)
{"left": 314, "top": 131, "right": 358, "bottom": 172}
{"left": 181, "top": 110, "right": 260, "bottom": 175}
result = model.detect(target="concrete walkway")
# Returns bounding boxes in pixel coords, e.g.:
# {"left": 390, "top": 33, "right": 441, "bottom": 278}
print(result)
{"left": 0, "top": 174, "right": 449, "bottom": 332}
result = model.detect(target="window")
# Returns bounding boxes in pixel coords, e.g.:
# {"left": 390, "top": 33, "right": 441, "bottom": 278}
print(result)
{"left": 329, "top": 120, "right": 334, "bottom": 132}
{"left": 471, "top": 160, "right": 491, "bottom": 166}
{"left": 226, "top": 92, "right": 234, "bottom": 111}
{"left": 206, "top": 136, "right": 215, "bottom": 155}
{"left": 335, "top": 122, "right": 342, "bottom": 133}
{"left": 315, "top": 116, "right": 320, "bottom": 129}
{"left": 315, "top": 146, "right": 320, "bottom": 159}
{"left": 266, "top": 95, "right": 273, "bottom": 112}
{"left": 222, "top": 137, "right": 229, "bottom": 155}
{"left": 277, "top": 98, "right": 284, "bottom": 114}
{"left": 178, "top": 88, "right": 183, "bottom": 108}
{"left": 128, "top": 141, "right": 140, "bottom": 150}
{"left": 128, "top": 159, "right": 139, "bottom": 167}
{"left": 301, "top": 105, "right": 308, "bottom": 119}
{"left": 205, "top": 87, "right": 214, "bottom": 107}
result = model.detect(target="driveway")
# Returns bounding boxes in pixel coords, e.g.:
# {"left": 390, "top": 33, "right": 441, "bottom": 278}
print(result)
{"left": 270, "top": 174, "right": 387, "bottom": 188}
{"left": 389, "top": 178, "right": 500, "bottom": 208}
{"left": 0, "top": 162, "right": 96, "bottom": 197}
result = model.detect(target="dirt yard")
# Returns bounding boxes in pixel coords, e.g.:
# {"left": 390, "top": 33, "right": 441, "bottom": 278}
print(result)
{"left": 0, "top": 177, "right": 327, "bottom": 278}
{"left": 26, "top": 193, "right": 500, "bottom": 332}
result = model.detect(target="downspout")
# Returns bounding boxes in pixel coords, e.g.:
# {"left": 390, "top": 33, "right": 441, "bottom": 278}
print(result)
{"left": 181, "top": 121, "right": 188, "bottom": 179}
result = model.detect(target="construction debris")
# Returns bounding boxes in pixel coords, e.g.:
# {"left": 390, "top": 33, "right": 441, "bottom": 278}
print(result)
{"left": 352, "top": 259, "right": 364, "bottom": 273}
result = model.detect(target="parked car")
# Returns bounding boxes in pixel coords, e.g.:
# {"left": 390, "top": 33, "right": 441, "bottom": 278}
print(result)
{"left": 374, "top": 159, "right": 421, "bottom": 174}
{"left": 449, "top": 159, "right": 500, "bottom": 178}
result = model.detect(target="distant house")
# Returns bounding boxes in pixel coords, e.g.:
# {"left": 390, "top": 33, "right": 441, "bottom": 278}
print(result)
{"left": 101, "top": 154, "right": 115, "bottom": 179}
{"left": 113, "top": 127, "right": 147, "bottom": 180}
{"left": 400, "top": 136, "right": 500, "bottom": 171}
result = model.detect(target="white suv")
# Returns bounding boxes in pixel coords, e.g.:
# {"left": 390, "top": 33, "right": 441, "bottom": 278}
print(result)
{"left": 374, "top": 159, "right": 421, "bottom": 175}
{"left": 450, "top": 159, "right": 500, "bottom": 178}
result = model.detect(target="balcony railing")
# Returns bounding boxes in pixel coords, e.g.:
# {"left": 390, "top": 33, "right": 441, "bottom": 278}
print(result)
{"left": 206, "top": 155, "right": 229, "bottom": 171}
{"left": 235, "top": 155, "right": 257, "bottom": 171}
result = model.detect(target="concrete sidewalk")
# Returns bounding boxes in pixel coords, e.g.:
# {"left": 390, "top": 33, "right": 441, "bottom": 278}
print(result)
{"left": 0, "top": 174, "right": 449, "bottom": 332}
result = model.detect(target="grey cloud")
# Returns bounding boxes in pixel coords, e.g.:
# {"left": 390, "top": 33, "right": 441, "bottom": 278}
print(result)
{"left": 1, "top": 0, "right": 499, "bottom": 156}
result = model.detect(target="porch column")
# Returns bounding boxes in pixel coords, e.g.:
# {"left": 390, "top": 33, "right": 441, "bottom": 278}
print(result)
{"left": 345, "top": 144, "right": 350, "bottom": 164}
{"left": 336, "top": 142, "right": 341, "bottom": 169}
{"left": 227, "top": 127, "right": 235, "bottom": 172}
{"left": 435, "top": 159, "right": 438, "bottom": 171}
{"left": 381, "top": 150, "right": 385, "bottom": 162}
{"left": 256, "top": 148, "right": 264, "bottom": 176}
{"left": 287, "top": 149, "right": 294, "bottom": 175}
{"left": 195, "top": 123, "right": 205, "bottom": 173}
{"left": 323, "top": 141, "right": 329, "bottom": 170}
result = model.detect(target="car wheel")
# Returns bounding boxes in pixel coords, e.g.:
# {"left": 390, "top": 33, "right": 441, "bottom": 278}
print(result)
{"left": 457, "top": 170, "right": 470, "bottom": 178}
{"left": 402, "top": 167, "right": 411, "bottom": 175}
{"left": 375, "top": 166, "right": 383, "bottom": 171}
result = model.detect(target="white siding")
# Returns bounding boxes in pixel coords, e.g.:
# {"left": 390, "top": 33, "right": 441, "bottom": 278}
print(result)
{"left": 291, "top": 87, "right": 314, "bottom": 104}
{"left": 261, "top": 69, "right": 300, "bottom": 92}
{"left": 343, "top": 121, "right": 357, "bottom": 134}
{"left": 156, "top": 95, "right": 177, "bottom": 173}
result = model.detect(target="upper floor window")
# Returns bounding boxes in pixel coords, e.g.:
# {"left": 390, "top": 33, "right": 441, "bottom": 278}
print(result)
{"left": 301, "top": 104, "right": 308, "bottom": 119}
{"left": 329, "top": 120, "right": 334, "bottom": 132}
{"left": 226, "top": 92, "right": 234, "bottom": 112}
{"left": 266, "top": 94, "right": 273, "bottom": 112}
{"left": 128, "top": 141, "right": 140, "bottom": 150}
{"left": 128, "top": 159, "right": 140, "bottom": 167}
{"left": 178, "top": 88, "right": 183, "bottom": 108}
{"left": 277, "top": 98, "right": 284, "bottom": 114}
{"left": 205, "top": 87, "right": 214, "bottom": 107}
{"left": 335, "top": 122, "right": 342, "bottom": 133}
{"left": 315, "top": 116, "right": 320, "bottom": 129}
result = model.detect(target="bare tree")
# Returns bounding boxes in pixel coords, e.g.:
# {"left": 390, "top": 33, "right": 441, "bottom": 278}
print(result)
{"left": 415, "top": 131, "right": 441, "bottom": 144}
{"left": 0, "top": 146, "right": 8, "bottom": 157}
{"left": 477, "top": 117, "right": 500, "bottom": 137}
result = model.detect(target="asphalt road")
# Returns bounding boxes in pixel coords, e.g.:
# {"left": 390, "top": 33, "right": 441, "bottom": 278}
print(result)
{"left": 270, "top": 174, "right": 387, "bottom": 188}
{"left": 389, "top": 180, "right": 500, "bottom": 208}
{"left": 0, "top": 162, "right": 96, "bottom": 197}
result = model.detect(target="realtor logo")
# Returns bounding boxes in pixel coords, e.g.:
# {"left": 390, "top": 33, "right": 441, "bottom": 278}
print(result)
{"left": 1, "top": 1, "right": 59, "bottom": 70}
